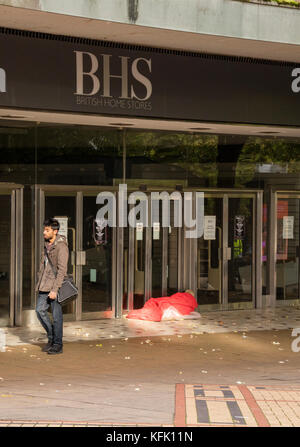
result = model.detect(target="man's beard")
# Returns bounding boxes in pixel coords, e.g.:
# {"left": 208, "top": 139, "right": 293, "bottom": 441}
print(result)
{"left": 44, "top": 237, "right": 51, "bottom": 242}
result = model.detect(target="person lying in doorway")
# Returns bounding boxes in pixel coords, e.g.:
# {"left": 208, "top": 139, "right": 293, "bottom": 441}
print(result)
{"left": 126, "top": 289, "right": 199, "bottom": 322}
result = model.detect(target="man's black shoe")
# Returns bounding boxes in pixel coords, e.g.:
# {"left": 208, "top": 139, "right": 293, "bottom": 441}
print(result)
{"left": 47, "top": 344, "right": 63, "bottom": 355}
{"left": 41, "top": 342, "right": 53, "bottom": 352}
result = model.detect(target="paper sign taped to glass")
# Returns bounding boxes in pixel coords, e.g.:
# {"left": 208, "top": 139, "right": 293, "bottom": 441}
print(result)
{"left": 204, "top": 216, "right": 216, "bottom": 240}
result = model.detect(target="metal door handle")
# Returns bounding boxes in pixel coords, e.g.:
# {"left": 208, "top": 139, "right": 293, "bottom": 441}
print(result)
{"left": 76, "top": 251, "right": 86, "bottom": 266}
{"left": 219, "top": 247, "right": 231, "bottom": 261}
{"left": 71, "top": 251, "right": 76, "bottom": 265}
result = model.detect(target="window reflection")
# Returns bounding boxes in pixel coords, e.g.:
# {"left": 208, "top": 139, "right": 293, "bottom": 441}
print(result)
{"left": 0, "top": 122, "right": 300, "bottom": 320}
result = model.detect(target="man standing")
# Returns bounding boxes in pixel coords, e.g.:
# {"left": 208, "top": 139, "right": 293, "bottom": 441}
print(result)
{"left": 36, "top": 218, "right": 69, "bottom": 355}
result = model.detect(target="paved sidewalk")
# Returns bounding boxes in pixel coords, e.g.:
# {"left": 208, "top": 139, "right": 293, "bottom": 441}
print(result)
{"left": 1, "top": 382, "right": 300, "bottom": 427}
{"left": 2, "top": 305, "right": 300, "bottom": 347}
{"left": 1, "top": 306, "right": 300, "bottom": 427}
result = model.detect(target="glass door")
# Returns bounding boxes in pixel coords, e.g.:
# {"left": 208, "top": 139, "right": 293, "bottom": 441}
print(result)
{"left": 167, "top": 199, "right": 182, "bottom": 295}
{"left": 196, "top": 192, "right": 256, "bottom": 309}
{"left": 276, "top": 195, "right": 300, "bottom": 301}
{"left": 124, "top": 199, "right": 147, "bottom": 311}
{"left": 0, "top": 185, "right": 23, "bottom": 327}
{"left": 132, "top": 222, "right": 146, "bottom": 308}
{"left": 227, "top": 196, "right": 254, "bottom": 304}
{"left": 82, "top": 194, "right": 113, "bottom": 316}
{"left": 197, "top": 196, "right": 223, "bottom": 305}
{"left": 124, "top": 190, "right": 183, "bottom": 313}
{"left": 151, "top": 199, "right": 163, "bottom": 298}
{"left": 44, "top": 193, "right": 77, "bottom": 317}
{"left": 42, "top": 188, "right": 115, "bottom": 320}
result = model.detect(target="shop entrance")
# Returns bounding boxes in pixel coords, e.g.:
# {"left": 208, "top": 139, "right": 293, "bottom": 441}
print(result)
{"left": 37, "top": 185, "right": 185, "bottom": 319}
{"left": 0, "top": 183, "right": 23, "bottom": 327}
{"left": 194, "top": 191, "right": 262, "bottom": 310}
{"left": 121, "top": 188, "right": 263, "bottom": 313}
{"left": 122, "top": 189, "right": 183, "bottom": 313}
{"left": 36, "top": 186, "right": 262, "bottom": 320}
{"left": 35, "top": 186, "right": 116, "bottom": 321}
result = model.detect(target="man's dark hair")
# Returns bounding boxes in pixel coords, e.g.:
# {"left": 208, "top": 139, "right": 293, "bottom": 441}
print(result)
{"left": 43, "top": 218, "right": 60, "bottom": 231}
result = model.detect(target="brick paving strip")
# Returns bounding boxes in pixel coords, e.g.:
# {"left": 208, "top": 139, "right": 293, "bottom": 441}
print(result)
{"left": 238, "top": 385, "right": 270, "bottom": 427}
{"left": 174, "top": 383, "right": 186, "bottom": 427}
{"left": 175, "top": 384, "right": 300, "bottom": 427}
{"left": 1, "top": 384, "right": 300, "bottom": 427}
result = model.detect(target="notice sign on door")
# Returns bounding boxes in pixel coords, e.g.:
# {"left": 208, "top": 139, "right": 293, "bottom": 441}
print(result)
{"left": 153, "top": 222, "right": 160, "bottom": 240}
{"left": 136, "top": 223, "right": 143, "bottom": 240}
{"left": 90, "top": 269, "right": 97, "bottom": 283}
{"left": 54, "top": 216, "right": 68, "bottom": 241}
{"left": 204, "top": 216, "right": 216, "bottom": 240}
{"left": 283, "top": 216, "right": 294, "bottom": 239}
{"left": 277, "top": 201, "right": 288, "bottom": 260}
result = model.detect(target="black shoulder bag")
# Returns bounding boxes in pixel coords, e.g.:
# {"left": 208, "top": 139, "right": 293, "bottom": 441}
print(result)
{"left": 44, "top": 248, "right": 78, "bottom": 305}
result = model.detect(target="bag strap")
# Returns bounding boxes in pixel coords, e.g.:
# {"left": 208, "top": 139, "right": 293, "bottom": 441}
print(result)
{"left": 44, "top": 247, "right": 57, "bottom": 278}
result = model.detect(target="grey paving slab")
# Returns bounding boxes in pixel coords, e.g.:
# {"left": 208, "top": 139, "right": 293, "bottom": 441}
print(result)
{"left": 2, "top": 306, "right": 300, "bottom": 347}
{"left": 1, "top": 313, "right": 300, "bottom": 426}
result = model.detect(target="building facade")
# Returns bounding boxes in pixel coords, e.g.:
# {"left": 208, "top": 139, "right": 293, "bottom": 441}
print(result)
{"left": 0, "top": 0, "right": 300, "bottom": 327}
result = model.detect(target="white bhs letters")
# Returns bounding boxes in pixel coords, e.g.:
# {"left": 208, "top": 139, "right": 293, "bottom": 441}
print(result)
{"left": 74, "top": 51, "right": 152, "bottom": 100}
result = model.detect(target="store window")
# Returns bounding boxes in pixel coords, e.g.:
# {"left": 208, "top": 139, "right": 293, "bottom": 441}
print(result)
{"left": 1, "top": 122, "right": 300, "bottom": 325}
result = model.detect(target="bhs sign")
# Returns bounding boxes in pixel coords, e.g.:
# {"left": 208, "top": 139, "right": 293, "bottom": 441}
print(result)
{"left": 74, "top": 51, "right": 152, "bottom": 101}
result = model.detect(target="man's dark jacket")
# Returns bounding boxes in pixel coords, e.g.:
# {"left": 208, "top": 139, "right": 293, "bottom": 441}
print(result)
{"left": 36, "top": 234, "right": 69, "bottom": 293}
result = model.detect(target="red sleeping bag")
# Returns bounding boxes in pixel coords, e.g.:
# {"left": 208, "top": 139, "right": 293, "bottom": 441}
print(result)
{"left": 126, "top": 292, "right": 197, "bottom": 321}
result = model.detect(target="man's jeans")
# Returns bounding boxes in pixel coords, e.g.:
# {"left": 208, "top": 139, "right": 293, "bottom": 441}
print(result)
{"left": 36, "top": 292, "right": 63, "bottom": 346}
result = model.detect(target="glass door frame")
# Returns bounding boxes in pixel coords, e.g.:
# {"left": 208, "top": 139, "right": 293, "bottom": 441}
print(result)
{"left": 79, "top": 189, "right": 117, "bottom": 320}
{"left": 272, "top": 190, "right": 300, "bottom": 307}
{"left": 188, "top": 188, "right": 263, "bottom": 311}
{"left": 122, "top": 187, "right": 263, "bottom": 314}
{"left": 124, "top": 187, "right": 184, "bottom": 314}
{"left": 0, "top": 183, "right": 23, "bottom": 327}
{"left": 35, "top": 185, "right": 118, "bottom": 321}
{"left": 35, "top": 186, "right": 263, "bottom": 320}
